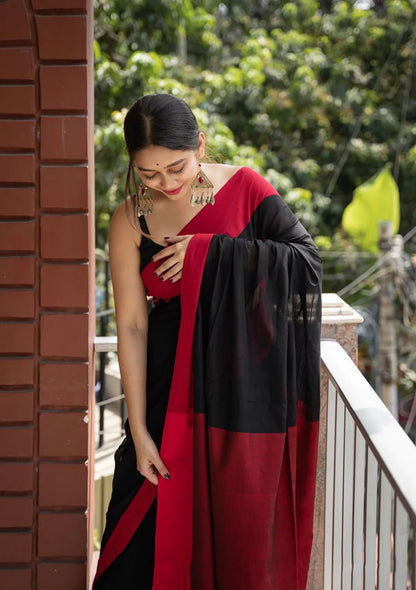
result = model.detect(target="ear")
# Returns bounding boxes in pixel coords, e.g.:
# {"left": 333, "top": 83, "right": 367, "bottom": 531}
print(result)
{"left": 196, "top": 132, "right": 206, "bottom": 159}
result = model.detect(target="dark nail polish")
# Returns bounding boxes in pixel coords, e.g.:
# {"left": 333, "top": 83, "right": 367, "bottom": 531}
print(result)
{"left": 154, "top": 272, "right": 158, "bottom": 277}
{"left": 160, "top": 276, "right": 164, "bottom": 281}
{"left": 169, "top": 278, "right": 173, "bottom": 283}
{"left": 164, "top": 236, "right": 170, "bottom": 240}
{"left": 164, "top": 473, "right": 170, "bottom": 480}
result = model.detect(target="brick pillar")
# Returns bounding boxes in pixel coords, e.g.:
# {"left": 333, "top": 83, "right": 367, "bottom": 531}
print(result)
{"left": 0, "top": 2, "right": 95, "bottom": 589}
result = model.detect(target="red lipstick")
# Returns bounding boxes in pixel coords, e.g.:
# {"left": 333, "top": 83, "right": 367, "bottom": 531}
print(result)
{"left": 163, "top": 185, "right": 183, "bottom": 196}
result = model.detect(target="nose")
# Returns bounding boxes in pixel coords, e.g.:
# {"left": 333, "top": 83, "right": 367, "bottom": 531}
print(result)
{"left": 159, "top": 175, "right": 177, "bottom": 190}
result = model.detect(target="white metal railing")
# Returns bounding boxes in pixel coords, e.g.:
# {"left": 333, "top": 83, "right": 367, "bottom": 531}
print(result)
{"left": 321, "top": 339, "right": 416, "bottom": 590}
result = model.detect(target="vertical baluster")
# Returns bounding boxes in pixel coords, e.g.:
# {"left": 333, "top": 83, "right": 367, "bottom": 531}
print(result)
{"left": 324, "top": 380, "right": 337, "bottom": 590}
{"left": 352, "top": 428, "right": 365, "bottom": 589}
{"left": 343, "top": 411, "right": 355, "bottom": 589}
{"left": 378, "top": 472, "right": 393, "bottom": 587}
{"left": 393, "top": 496, "right": 409, "bottom": 589}
{"left": 364, "top": 450, "right": 378, "bottom": 590}
{"left": 333, "top": 393, "right": 346, "bottom": 589}
{"left": 411, "top": 524, "right": 416, "bottom": 590}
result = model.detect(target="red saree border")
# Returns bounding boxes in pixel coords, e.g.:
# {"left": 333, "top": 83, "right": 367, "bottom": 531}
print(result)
{"left": 93, "top": 233, "right": 213, "bottom": 587}
{"left": 152, "top": 233, "right": 213, "bottom": 590}
{"left": 93, "top": 480, "right": 156, "bottom": 582}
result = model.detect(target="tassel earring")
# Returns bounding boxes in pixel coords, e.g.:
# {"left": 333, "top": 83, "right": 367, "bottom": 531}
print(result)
{"left": 190, "top": 164, "right": 215, "bottom": 207}
{"left": 136, "top": 184, "right": 154, "bottom": 216}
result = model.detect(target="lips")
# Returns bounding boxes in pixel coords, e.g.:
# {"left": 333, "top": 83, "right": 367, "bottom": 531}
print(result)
{"left": 163, "top": 185, "right": 183, "bottom": 196}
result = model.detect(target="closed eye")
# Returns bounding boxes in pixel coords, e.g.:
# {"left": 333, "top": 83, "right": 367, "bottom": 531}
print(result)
{"left": 170, "top": 165, "right": 185, "bottom": 174}
{"left": 143, "top": 166, "right": 185, "bottom": 180}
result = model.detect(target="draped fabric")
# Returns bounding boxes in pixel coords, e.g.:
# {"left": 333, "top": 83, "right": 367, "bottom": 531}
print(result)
{"left": 93, "top": 167, "right": 322, "bottom": 590}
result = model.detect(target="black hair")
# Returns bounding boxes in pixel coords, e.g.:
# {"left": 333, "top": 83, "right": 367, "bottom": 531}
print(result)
{"left": 124, "top": 93, "right": 200, "bottom": 155}
{"left": 123, "top": 94, "right": 201, "bottom": 221}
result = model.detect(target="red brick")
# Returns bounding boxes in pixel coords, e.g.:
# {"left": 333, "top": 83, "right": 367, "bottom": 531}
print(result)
{"left": 0, "top": 322, "right": 34, "bottom": 354}
{"left": 40, "top": 314, "right": 88, "bottom": 359}
{"left": 0, "top": 290, "right": 35, "bottom": 318}
{"left": 40, "top": 166, "right": 88, "bottom": 210}
{"left": 0, "top": 221, "right": 35, "bottom": 253}
{"left": 39, "top": 412, "right": 88, "bottom": 458}
{"left": 41, "top": 264, "right": 88, "bottom": 309}
{"left": 37, "top": 563, "right": 86, "bottom": 590}
{"left": 0, "top": 392, "right": 34, "bottom": 422}
{"left": 0, "top": 427, "right": 34, "bottom": 458}
{"left": 38, "top": 463, "right": 87, "bottom": 507}
{"left": 0, "top": 48, "right": 35, "bottom": 81}
{"left": 0, "top": 0, "right": 32, "bottom": 42}
{"left": 0, "top": 154, "right": 35, "bottom": 184}
{"left": 0, "top": 532, "right": 32, "bottom": 562}
{"left": 33, "top": 0, "right": 87, "bottom": 8}
{"left": 0, "top": 358, "right": 34, "bottom": 386}
{"left": 0, "top": 257, "right": 35, "bottom": 286}
{"left": 0, "top": 462, "right": 33, "bottom": 492}
{"left": 40, "top": 214, "right": 88, "bottom": 260}
{"left": 39, "top": 362, "right": 88, "bottom": 406}
{"left": 0, "top": 497, "right": 33, "bottom": 528}
{"left": 37, "top": 513, "right": 87, "bottom": 558}
{"left": 36, "top": 16, "right": 87, "bottom": 61}
{"left": 40, "top": 117, "right": 87, "bottom": 161}
{"left": 0, "top": 120, "right": 36, "bottom": 150}
{"left": 0, "top": 569, "right": 32, "bottom": 589}
{"left": 40, "top": 66, "right": 87, "bottom": 111}
{"left": 0, "top": 86, "right": 36, "bottom": 116}
{"left": 0, "top": 188, "right": 35, "bottom": 217}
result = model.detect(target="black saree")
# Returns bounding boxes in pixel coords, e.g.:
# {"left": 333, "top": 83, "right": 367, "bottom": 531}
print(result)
{"left": 94, "top": 167, "right": 322, "bottom": 590}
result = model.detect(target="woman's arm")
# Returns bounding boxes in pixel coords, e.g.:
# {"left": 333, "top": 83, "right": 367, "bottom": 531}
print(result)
{"left": 109, "top": 203, "right": 169, "bottom": 485}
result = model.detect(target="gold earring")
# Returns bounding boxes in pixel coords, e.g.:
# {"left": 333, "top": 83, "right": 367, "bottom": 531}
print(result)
{"left": 136, "top": 184, "right": 154, "bottom": 216}
{"left": 190, "top": 164, "right": 215, "bottom": 207}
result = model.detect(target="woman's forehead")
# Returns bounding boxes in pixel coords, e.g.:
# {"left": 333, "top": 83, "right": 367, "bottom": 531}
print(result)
{"left": 133, "top": 145, "right": 190, "bottom": 170}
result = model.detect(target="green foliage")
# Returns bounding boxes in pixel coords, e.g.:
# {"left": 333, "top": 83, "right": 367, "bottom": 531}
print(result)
{"left": 94, "top": 0, "right": 416, "bottom": 256}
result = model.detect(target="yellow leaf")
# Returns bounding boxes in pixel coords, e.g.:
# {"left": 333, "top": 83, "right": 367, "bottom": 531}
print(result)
{"left": 342, "top": 166, "right": 400, "bottom": 252}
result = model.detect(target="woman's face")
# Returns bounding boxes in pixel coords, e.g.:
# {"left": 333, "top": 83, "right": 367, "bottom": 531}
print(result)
{"left": 133, "top": 134, "right": 205, "bottom": 202}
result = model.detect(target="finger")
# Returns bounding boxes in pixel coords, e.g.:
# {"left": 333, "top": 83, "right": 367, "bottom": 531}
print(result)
{"left": 165, "top": 235, "right": 190, "bottom": 243}
{"left": 168, "top": 270, "right": 182, "bottom": 283}
{"left": 152, "top": 246, "right": 176, "bottom": 262}
{"left": 158, "top": 262, "right": 182, "bottom": 281}
{"left": 155, "top": 257, "right": 181, "bottom": 278}
{"left": 152, "top": 456, "right": 170, "bottom": 481}
{"left": 138, "top": 463, "right": 159, "bottom": 486}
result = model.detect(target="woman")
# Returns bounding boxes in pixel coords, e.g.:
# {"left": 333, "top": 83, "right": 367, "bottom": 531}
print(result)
{"left": 93, "top": 94, "right": 322, "bottom": 590}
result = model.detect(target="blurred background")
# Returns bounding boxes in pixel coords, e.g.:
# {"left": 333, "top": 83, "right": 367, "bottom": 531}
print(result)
{"left": 93, "top": 0, "right": 416, "bottom": 451}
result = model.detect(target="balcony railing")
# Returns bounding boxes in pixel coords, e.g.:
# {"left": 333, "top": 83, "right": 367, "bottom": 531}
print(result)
{"left": 93, "top": 299, "right": 416, "bottom": 588}
{"left": 320, "top": 339, "right": 416, "bottom": 590}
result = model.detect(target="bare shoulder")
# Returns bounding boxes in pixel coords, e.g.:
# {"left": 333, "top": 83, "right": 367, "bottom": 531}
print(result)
{"left": 203, "top": 163, "right": 243, "bottom": 193}
{"left": 110, "top": 199, "right": 141, "bottom": 248}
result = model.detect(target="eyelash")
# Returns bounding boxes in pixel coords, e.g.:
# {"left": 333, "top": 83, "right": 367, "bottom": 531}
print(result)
{"left": 144, "top": 166, "right": 185, "bottom": 180}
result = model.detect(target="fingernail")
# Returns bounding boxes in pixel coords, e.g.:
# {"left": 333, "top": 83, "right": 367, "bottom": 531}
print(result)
{"left": 169, "top": 278, "right": 173, "bottom": 283}
{"left": 160, "top": 276, "right": 164, "bottom": 281}
{"left": 164, "top": 236, "right": 170, "bottom": 240}
{"left": 153, "top": 272, "right": 158, "bottom": 277}
{"left": 163, "top": 473, "right": 170, "bottom": 480}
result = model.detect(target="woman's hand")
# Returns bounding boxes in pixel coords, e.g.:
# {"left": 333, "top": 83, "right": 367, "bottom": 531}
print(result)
{"left": 152, "top": 234, "right": 193, "bottom": 282}
{"left": 134, "top": 429, "right": 170, "bottom": 486}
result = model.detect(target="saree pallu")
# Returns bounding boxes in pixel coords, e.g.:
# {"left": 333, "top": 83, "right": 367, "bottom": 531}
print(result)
{"left": 94, "top": 167, "right": 322, "bottom": 590}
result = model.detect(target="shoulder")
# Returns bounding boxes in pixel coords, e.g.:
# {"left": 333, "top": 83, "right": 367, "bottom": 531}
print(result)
{"left": 110, "top": 199, "right": 141, "bottom": 248}
{"left": 203, "top": 163, "right": 242, "bottom": 190}
{"left": 218, "top": 165, "right": 278, "bottom": 196}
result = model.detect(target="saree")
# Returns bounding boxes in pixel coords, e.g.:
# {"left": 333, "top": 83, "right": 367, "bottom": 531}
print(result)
{"left": 94, "top": 167, "right": 322, "bottom": 590}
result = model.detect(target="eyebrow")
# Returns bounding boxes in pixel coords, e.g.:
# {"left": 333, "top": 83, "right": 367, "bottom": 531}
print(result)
{"left": 137, "top": 158, "right": 186, "bottom": 172}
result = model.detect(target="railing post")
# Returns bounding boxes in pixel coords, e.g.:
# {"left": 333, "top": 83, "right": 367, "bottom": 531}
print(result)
{"left": 307, "top": 293, "right": 363, "bottom": 590}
